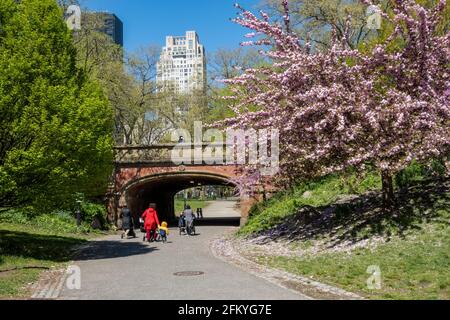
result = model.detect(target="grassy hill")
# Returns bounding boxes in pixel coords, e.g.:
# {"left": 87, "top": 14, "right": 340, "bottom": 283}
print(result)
{"left": 237, "top": 174, "right": 449, "bottom": 300}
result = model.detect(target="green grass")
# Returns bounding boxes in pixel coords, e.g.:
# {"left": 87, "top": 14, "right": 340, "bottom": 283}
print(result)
{"left": 237, "top": 173, "right": 450, "bottom": 300}
{"left": 0, "top": 223, "right": 92, "bottom": 299}
{"left": 240, "top": 172, "right": 381, "bottom": 235}
{"left": 0, "top": 209, "right": 107, "bottom": 299}
{"left": 174, "top": 199, "right": 212, "bottom": 216}
{"left": 254, "top": 215, "right": 450, "bottom": 300}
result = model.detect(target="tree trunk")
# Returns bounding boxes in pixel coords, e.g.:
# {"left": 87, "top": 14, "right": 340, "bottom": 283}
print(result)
{"left": 381, "top": 171, "right": 395, "bottom": 209}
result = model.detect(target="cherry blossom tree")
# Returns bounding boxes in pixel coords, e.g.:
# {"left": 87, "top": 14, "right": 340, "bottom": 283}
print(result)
{"left": 218, "top": 0, "right": 449, "bottom": 207}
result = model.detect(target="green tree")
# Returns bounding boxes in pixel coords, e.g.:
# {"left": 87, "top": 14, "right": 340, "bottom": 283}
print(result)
{"left": 0, "top": 0, "right": 114, "bottom": 210}
{"left": 208, "top": 47, "right": 263, "bottom": 83}
{"left": 206, "top": 86, "right": 238, "bottom": 124}
{"left": 73, "top": 10, "right": 124, "bottom": 77}
{"left": 262, "top": 0, "right": 382, "bottom": 49}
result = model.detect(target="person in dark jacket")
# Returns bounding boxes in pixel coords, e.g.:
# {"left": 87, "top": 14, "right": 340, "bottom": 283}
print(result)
{"left": 121, "top": 206, "right": 136, "bottom": 239}
{"left": 196, "top": 208, "right": 203, "bottom": 219}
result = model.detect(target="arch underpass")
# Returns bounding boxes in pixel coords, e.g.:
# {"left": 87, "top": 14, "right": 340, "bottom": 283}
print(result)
{"left": 107, "top": 144, "right": 261, "bottom": 227}
{"left": 124, "top": 171, "right": 237, "bottom": 223}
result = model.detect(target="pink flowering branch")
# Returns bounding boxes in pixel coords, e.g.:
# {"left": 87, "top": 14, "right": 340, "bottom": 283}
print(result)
{"left": 216, "top": 0, "right": 449, "bottom": 205}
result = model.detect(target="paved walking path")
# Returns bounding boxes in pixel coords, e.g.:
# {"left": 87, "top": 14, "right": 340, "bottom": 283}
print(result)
{"left": 200, "top": 200, "right": 241, "bottom": 218}
{"left": 58, "top": 201, "right": 308, "bottom": 300}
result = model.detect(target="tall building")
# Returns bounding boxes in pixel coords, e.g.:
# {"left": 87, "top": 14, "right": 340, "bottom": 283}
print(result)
{"left": 60, "top": 3, "right": 124, "bottom": 47}
{"left": 157, "top": 31, "right": 206, "bottom": 94}
{"left": 95, "top": 12, "right": 123, "bottom": 47}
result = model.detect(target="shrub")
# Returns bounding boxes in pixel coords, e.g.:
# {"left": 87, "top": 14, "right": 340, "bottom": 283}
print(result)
{"left": 0, "top": 208, "right": 96, "bottom": 234}
{"left": 395, "top": 161, "right": 426, "bottom": 189}
{"left": 34, "top": 214, "right": 91, "bottom": 234}
{"left": 395, "top": 159, "right": 447, "bottom": 189}
{"left": 0, "top": 208, "right": 29, "bottom": 224}
{"left": 80, "top": 201, "right": 108, "bottom": 229}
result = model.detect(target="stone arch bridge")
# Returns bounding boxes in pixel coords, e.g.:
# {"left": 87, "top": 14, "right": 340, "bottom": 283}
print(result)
{"left": 108, "top": 144, "right": 259, "bottom": 227}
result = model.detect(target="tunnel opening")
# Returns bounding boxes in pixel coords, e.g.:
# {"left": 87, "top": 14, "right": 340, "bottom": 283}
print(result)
{"left": 174, "top": 184, "right": 240, "bottom": 227}
{"left": 124, "top": 172, "right": 240, "bottom": 227}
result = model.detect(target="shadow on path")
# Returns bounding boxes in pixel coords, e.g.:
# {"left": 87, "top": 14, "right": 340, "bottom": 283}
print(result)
{"left": 0, "top": 230, "right": 86, "bottom": 263}
{"left": 75, "top": 240, "right": 159, "bottom": 261}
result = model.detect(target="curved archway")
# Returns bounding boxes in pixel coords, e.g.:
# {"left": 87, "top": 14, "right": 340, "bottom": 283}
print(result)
{"left": 122, "top": 171, "right": 237, "bottom": 223}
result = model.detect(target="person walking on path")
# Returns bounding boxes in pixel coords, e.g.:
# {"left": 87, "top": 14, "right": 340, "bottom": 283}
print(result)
{"left": 141, "top": 204, "right": 160, "bottom": 242}
{"left": 121, "top": 206, "right": 136, "bottom": 239}
{"left": 196, "top": 208, "right": 204, "bottom": 219}
{"left": 183, "top": 205, "right": 196, "bottom": 235}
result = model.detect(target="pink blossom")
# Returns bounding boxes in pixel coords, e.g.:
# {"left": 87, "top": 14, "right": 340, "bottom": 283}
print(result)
{"left": 215, "top": 0, "right": 450, "bottom": 190}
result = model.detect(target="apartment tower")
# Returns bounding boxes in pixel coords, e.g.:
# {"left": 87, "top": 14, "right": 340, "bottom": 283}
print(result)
{"left": 157, "top": 31, "right": 206, "bottom": 94}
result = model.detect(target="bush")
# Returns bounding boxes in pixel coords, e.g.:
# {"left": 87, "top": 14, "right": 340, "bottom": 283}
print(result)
{"left": 395, "top": 159, "right": 447, "bottom": 189}
{"left": 34, "top": 214, "right": 91, "bottom": 234}
{"left": 80, "top": 201, "right": 108, "bottom": 229}
{"left": 0, "top": 168, "right": 17, "bottom": 205}
{"left": 54, "top": 210, "right": 77, "bottom": 224}
{"left": 0, "top": 208, "right": 29, "bottom": 224}
{"left": 395, "top": 161, "right": 426, "bottom": 188}
{"left": 0, "top": 208, "right": 95, "bottom": 234}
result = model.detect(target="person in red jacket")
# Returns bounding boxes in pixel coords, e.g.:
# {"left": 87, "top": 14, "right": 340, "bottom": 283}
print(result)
{"left": 141, "top": 204, "right": 160, "bottom": 242}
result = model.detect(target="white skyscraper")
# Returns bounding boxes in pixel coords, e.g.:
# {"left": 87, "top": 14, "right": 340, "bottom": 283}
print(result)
{"left": 157, "top": 31, "right": 207, "bottom": 94}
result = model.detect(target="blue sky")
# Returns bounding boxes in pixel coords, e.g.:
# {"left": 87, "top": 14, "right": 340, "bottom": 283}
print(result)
{"left": 80, "top": 0, "right": 261, "bottom": 53}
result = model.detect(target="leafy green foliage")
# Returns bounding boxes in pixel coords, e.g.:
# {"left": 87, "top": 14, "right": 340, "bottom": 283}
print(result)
{"left": 0, "top": 0, "right": 114, "bottom": 210}
{"left": 80, "top": 201, "right": 107, "bottom": 228}
{"left": 0, "top": 208, "right": 29, "bottom": 225}
{"left": 395, "top": 159, "right": 448, "bottom": 189}
{"left": 263, "top": 0, "right": 376, "bottom": 49}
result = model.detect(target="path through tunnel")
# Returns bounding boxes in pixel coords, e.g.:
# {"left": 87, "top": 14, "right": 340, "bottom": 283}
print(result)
{"left": 125, "top": 172, "right": 239, "bottom": 227}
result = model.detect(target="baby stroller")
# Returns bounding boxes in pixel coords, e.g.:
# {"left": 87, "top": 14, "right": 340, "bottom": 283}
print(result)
{"left": 139, "top": 218, "right": 156, "bottom": 242}
{"left": 178, "top": 216, "right": 186, "bottom": 235}
{"left": 156, "top": 228, "right": 168, "bottom": 243}
{"left": 186, "top": 218, "right": 196, "bottom": 236}
{"left": 179, "top": 215, "right": 196, "bottom": 236}
{"left": 139, "top": 218, "right": 145, "bottom": 241}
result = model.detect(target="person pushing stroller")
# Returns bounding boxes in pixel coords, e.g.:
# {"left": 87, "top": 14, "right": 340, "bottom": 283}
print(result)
{"left": 141, "top": 203, "right": 160, "bottom": 242}
{"left": 181, "top": 205, "right": 196, "bottom": 235}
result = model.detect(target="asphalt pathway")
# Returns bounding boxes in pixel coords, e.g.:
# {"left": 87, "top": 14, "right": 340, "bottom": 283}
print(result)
{"left": 59, "top": 201, "right": 306, "bottom": 300}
